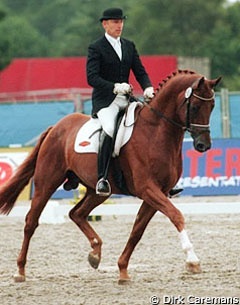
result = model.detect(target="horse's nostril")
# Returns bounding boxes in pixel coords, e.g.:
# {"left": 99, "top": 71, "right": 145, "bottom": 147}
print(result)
{"left": 196, "top": 144, "right": 205, "bottom": 152}
{"left": 196, "top": 142, "right": 211, "bottom": 152}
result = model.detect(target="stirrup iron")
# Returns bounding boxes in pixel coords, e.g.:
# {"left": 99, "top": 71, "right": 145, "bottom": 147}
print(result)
{"left": 96, "top": 177, "right": 111, "bottom": 196}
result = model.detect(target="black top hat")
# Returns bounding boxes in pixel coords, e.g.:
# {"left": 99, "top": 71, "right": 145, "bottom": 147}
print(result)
{"left": 99, "top": 8, "right": 127, "bottom": 22}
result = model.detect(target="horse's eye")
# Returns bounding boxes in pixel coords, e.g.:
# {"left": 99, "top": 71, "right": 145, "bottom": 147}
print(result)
{"left": 191, "top": 105, "right": 200, "bottom": 115}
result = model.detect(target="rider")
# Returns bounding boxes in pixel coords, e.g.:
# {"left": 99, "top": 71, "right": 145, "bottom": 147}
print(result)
{"left": 87, "top": 7, "right": 182, "bottom": 197}
{"left": 87, "top": 7, "right": 154, "bottom": 196}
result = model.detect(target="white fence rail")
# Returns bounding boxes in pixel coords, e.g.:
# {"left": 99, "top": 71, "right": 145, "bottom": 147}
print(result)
{"left": 1, "top": 200, "right": 240, "bottom": 224}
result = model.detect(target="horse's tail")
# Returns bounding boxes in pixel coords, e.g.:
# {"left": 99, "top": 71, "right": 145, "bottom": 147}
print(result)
{"left": 0, "top": 126, "right": 53, "bottom": 215}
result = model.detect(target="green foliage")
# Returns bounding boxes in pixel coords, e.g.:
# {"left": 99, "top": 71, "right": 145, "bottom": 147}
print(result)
{"left": 0, "top": 16, "right": 48, "bottom": 69}
{"left": 0, "top": 0, "right": 239, "bottom": 88}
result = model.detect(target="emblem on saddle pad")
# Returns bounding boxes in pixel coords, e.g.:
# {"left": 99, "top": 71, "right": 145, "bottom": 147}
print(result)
{"left": 79, "top": 141, "right": 91, "bottom": 147}
{"left": 74, "top": 101, "right": 142, "bottom": 156}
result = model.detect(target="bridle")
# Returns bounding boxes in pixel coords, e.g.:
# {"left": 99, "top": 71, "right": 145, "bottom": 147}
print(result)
{"left": 183, "top": 86, "right": 215, "bottom": 133}
{"left": 141, "top": 85, "right": 215, "bottom": 134}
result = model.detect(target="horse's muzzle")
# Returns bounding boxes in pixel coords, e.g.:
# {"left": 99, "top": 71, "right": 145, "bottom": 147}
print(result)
{"left": 193, "top": 134, "right": 211, "bottom": 152}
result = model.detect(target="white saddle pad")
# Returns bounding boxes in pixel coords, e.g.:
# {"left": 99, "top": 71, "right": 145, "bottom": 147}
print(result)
{"left": 74, "top": 101, "right": 142, "bottom": 156}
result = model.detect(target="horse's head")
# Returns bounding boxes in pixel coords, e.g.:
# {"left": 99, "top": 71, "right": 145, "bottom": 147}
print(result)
{"left": 143, "top": 70, "right": 221, "bottom": 153}
{"left": 179, "top": 75, "right": 221, "bottom": 152}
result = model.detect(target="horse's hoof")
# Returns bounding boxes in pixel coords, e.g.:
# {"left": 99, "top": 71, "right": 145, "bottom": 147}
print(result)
{"left": 118, "top": 277, "right": 131, "bottom": 285}
{"left": 186, "top": 262, "right": 202, "bottom": 274}
{"left": 88, "top": 252, "right": 100, "bottom": 269}
{"left": 13, "top": 273, "right": 26, "bottom": 282}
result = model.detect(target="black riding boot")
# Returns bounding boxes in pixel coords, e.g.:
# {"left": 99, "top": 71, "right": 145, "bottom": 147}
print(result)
{"left": 96, "top": 131, "right": 113, "bottom": 196}
{"left": 169, "top": 188, "right": 183, "bottom": 198}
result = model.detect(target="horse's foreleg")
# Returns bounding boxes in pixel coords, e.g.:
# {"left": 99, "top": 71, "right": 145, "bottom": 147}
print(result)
{"left": 143, "top": 189, "right": 201, "bottom": 274}
{"left": 118, "top": 201, "right": 156, "bottom": 284}
{"left": 179, "top": 229, "right": 201, "bottom": 273}
{"left": 69, "top": 189, "right": 106, "bottom": 269}
{"left": 158, "top": 199, "right": 201, "bottom": 273}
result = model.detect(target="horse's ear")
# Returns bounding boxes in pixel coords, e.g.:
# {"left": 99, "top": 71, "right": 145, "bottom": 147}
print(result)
{"left": 211, "top": 76, "right": 222, "bottom": 88}
{"left": 197, "top": 76, "right": 222, "bottom": 89}
{"left": 195, "top": 76, "right": 205, "bottom": 89}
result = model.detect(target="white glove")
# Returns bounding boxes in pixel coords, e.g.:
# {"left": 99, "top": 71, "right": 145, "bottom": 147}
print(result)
{"left": 143, "top": 86, "right": 154, "bottom": 100}
{"left": 113, "top": 83, "right": 132, "bottom": 95}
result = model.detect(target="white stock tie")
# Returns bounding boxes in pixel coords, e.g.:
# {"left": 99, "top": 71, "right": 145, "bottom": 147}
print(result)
{"left": 114, "top": 39, "right": 122, "bottom": 60}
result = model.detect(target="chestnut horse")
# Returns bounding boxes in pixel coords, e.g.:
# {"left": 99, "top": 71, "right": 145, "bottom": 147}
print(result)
{"left": 0, "top": 70, "right": 221, "bottom": 283}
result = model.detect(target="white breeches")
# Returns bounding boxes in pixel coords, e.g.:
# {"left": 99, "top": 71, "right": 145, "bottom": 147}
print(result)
{"left": 97, "top": 95, "right": 128, "bottom": 137}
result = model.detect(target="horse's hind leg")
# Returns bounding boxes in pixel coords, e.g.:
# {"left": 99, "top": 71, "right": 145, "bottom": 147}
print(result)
{"left": 69, "top": 188, "right": 107, "bottom": 269}
{"left": 14, "top": 171, "right": 65, "bottom": 282}
{"left": 14, "top": 192, "right": 48, "bottom": 282}
{"left": 14, "top": 187, "right": 59, "bottom": 282}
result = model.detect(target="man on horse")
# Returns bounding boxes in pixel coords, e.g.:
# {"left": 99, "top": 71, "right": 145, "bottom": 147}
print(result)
{"left": 87, "top": 7, "right": 154, "bottom": 196}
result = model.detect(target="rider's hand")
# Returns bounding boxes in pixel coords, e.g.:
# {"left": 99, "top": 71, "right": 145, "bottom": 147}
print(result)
{"left": 143, "top": 86, "right": 154, "bottom": 100}
{"left": 113, "top": 83, "right": 132, "bottom": 95}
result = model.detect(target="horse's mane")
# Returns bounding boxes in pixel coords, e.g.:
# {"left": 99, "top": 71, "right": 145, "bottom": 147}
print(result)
{"left": 157, "top": 69, "right": 197, "bottom": 91}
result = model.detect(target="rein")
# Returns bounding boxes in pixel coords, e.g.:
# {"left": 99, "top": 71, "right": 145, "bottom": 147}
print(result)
{"left": 142, "top": 100, "right": 184, "bottom": 129}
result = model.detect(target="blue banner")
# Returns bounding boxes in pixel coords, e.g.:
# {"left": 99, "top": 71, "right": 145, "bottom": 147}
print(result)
{"left": 178, "top": 138, "right": 240, "bottom": 196}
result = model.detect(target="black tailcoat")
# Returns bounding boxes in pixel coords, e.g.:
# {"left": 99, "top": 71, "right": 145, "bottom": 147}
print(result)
{"left": 87, "top": 36, "right": 152, "bottom": 115}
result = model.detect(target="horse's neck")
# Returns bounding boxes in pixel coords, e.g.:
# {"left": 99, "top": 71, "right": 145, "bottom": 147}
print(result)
{"left": 137, "top": 100, "right": 184, "bottom": 151}
{"left": 135, "top": 73, "right": 195, "bottom": 149}
{"left": 141, "top": 92, "right": 179, "bottom": 127}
